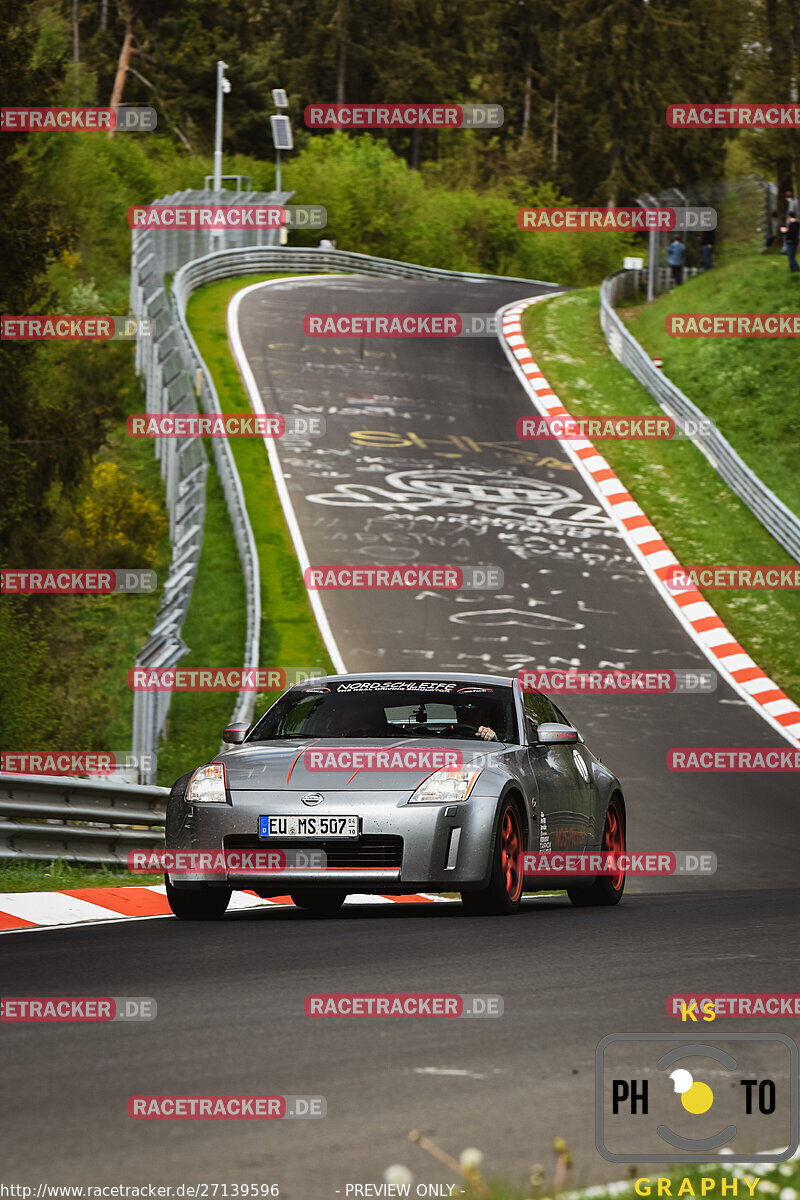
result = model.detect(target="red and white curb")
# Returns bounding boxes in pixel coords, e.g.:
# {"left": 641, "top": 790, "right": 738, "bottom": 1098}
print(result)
{"left": 0, "top": 887, "right": 455, "bottom": 934}
{"left": 498, "top": 296, "right": 800, "bottom": 747}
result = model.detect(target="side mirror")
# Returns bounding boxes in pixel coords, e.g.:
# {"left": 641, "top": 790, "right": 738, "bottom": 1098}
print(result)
{"left": 536, "top": 722, "right": 579, "bottom": 745}
{"left": 222, "top": 722, "right": 249, "bottom": 744}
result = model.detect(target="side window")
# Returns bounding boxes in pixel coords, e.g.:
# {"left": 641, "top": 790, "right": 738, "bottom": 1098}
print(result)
{"left": 523, "top": 691, "right": 559, "bottom": 740}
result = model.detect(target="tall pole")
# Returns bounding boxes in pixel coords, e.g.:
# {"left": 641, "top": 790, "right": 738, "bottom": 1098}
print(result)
{"left": 271, "top": 90, "right": 289, "bottom": 197}
{"left": 647, "top": 226, "right": 658, "bottom": 302}
{"left": 213, "top": 60, "right": 228, "bottom": 192}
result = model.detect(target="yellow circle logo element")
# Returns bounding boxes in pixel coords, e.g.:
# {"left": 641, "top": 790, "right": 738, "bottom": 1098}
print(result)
{"left": 681, "top": 1081, "right": 715, "bottom": 1115}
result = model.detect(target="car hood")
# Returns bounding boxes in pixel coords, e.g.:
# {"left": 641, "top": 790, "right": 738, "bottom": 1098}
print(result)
{"left": 216, "top": 738, "right": 507, "bottom": 791}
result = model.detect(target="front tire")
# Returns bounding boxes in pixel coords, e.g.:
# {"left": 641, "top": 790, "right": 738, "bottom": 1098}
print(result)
{"left": 165, "top": 876, "right": 231, "bottom": 920}
{"left": 461, "top": 798, "right": 525, "bottom": 916}
{"left": 567, "top": 794, "right": 626, "bottom": 907}
{"left": 290, "top": 889, "right": 347, "bottom": 915}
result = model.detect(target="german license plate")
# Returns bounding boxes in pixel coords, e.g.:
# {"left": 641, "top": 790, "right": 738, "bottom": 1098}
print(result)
{"left": 259, "top": 815, "right": 360, "bottom": 839}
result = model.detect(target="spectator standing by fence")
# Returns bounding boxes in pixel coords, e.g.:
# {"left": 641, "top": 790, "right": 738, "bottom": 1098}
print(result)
{"left": 667, "top": 234, "right": 686, "bottom": 285}
{"left": 700, "top": 227, "right": 715, "bottom": 270}
{"left": 781, "top": 191, "right": 798, "bottom": 253}
{"left": 780, "top": 213, "right": 799, "bottom": 273}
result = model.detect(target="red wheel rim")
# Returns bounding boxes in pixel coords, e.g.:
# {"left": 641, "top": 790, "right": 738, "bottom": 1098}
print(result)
{"left": 603, "top": 799, "right": 625, "bottom": 890}
{"left": 500, "top": 806, "right": 523, "bottom": 902}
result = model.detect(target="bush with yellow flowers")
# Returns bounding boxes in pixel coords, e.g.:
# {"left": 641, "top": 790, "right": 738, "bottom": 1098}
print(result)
{"left": 68, "top": 461, "right": 166, "bottom": 569}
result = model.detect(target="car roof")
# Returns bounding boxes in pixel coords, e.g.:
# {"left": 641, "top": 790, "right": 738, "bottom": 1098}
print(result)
{"left": 291, "top": 671, "right": 516, "bottom": 688}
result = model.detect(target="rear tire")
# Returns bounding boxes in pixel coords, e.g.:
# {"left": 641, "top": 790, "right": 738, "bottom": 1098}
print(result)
{"left": 290, "top": 889, "right": 347, "bottom": 915}
{"left": 165, "top": 876, "right": 231, "bottom": 920}
{"left": 567, "top": 794, "right": 626, "bottom": 907}
{"left": 461, "top": 798, "right": 525, "bottom": 916}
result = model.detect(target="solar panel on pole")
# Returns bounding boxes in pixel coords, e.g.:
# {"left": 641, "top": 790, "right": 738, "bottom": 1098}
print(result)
{"left": 271, "top": 115, "right": 293, "bottom": 150}
{"left": 271, "top": 115, "right": 292, "bottom": 194}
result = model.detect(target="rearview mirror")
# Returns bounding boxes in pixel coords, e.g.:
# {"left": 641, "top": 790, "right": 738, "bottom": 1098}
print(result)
{"left": 536, "top": 722, "right": 579, "bottom": 745}
{"left": 222, "top": 722, "right": 249, "bottom": 744}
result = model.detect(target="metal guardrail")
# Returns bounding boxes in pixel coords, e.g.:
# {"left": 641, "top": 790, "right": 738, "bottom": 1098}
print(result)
{"left": 165, "top": 243, "right": 563, "bottom": 289}
{"left": 0, "top": 775, "right": 168, "bottom": 866}
{"left": 169, "top": 267, "right": 263, "bottom": 732}
{"left": 599, "top": 270, "right": 800, "bottom": 564}
{"left": 130, "top": 202, "right": 561, "bottom": 782}
{"left": 129, "top": 189, "right": 293, "bottom": 782}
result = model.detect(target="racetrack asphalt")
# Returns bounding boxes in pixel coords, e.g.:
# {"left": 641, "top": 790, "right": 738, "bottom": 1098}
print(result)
{"left": 2, "top": 275, "right": 797, "bottom": 1194}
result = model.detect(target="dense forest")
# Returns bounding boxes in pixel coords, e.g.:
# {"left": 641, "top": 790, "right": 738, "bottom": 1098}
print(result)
{"left": 40, "top": 0, "right": 800, "bottom": 200}
{"left": 1, "top": 0, "right": 799, "bottom": 739}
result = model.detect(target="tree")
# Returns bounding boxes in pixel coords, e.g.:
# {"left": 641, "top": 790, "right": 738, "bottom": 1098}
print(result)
{"left": 739, "top": 0, "right": 800, "bottom": 197}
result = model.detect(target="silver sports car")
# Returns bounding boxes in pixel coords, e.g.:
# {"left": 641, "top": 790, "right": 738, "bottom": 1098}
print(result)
{"left": 165, "top": 672, "right": 627, "bottom": 918}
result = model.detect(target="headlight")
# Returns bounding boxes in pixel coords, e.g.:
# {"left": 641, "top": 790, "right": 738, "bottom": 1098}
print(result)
{"left": 408, "top": 767, "right": 482, "bottom": 804}
{"left": 186, "top": 763, "right": 227, "bottom": 804}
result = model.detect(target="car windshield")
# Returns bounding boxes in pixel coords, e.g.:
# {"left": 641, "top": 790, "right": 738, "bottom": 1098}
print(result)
{"left": 248, "top": 680, "right": 518, "bottom": 742}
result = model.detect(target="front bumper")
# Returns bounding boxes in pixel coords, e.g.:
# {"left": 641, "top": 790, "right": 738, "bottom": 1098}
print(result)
{"left": 166, "top": 787, "right": 499, "bottom": 891}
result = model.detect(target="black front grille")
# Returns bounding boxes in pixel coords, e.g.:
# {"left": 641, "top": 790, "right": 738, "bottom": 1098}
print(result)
{"left": 224, "top": 834, "right": 403, "bottom": 869}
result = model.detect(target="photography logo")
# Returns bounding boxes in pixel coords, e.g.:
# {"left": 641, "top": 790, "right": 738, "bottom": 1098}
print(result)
{"left": 595, "top": 1033, "right": 798, "bottom": 1163}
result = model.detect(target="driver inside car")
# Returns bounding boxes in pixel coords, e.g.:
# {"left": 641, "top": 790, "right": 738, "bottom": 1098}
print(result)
{"left": 473, "top": 697, "right": 509, "bottom": 741}
{"left": 454, "top": 700, "right": 500, "bottom": 741}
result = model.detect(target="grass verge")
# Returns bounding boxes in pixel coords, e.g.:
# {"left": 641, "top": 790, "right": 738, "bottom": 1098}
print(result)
{"left": 618, "top": 253, "right": 800, "bottom": 518}
{"left": 155, "top": 445, "right": 247, "bottom": 786}
{"left": 184, "top": 273, "right": 336, "bottom": 724}
{"left": 521, "top": 290, "right": 800, "bottom": 705}
{"left": 0, "top": 860, "right": 162, "bottom": 893}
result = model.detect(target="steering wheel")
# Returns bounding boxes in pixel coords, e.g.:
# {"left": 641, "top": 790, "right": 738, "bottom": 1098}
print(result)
{"left": 447, "top": 723, "right": 481, "bottom": 737}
